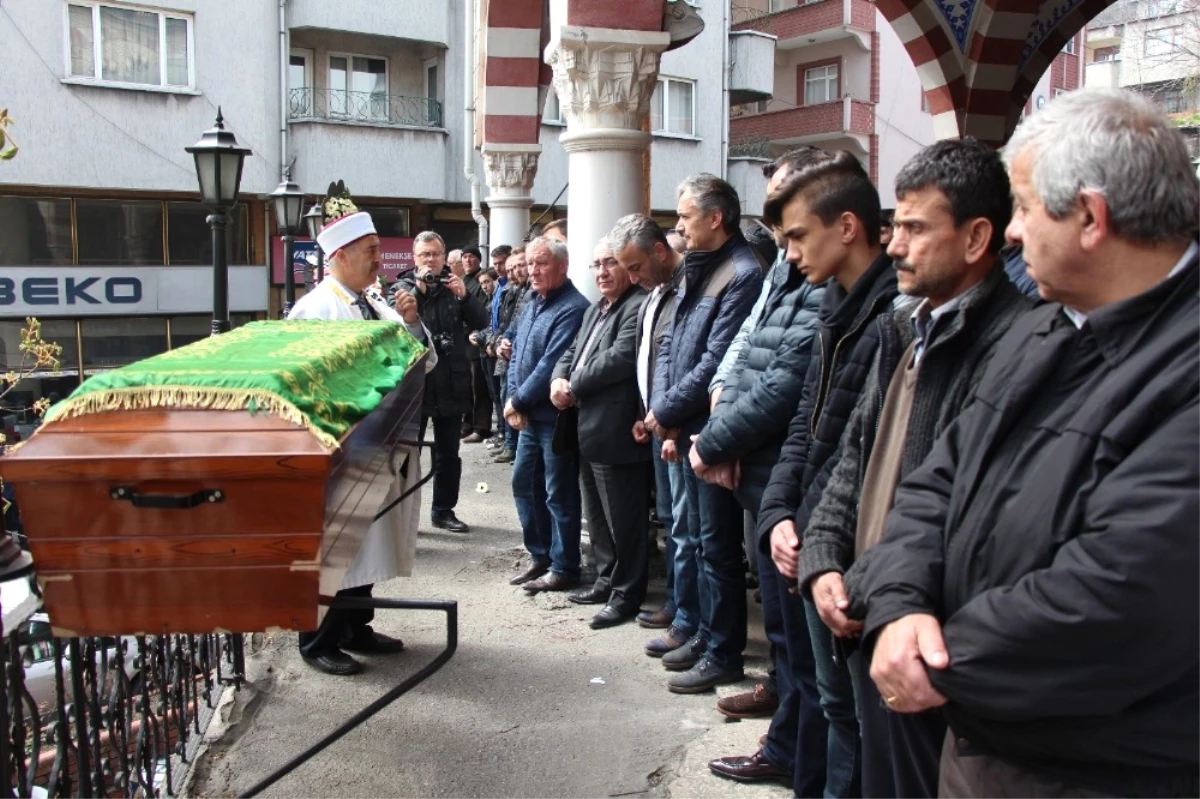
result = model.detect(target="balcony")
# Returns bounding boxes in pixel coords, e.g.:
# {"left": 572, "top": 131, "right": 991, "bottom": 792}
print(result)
{"left": 730, "top": 96, "right": 874, "bottom": 153}
{"left": 730, "top": 31, "right": 778, "bottom": 105}
{"left": 288, "top": 0, "right": 449, "bottom": 46}
{"left": 1085, "top": 59, "right": 1122, "bottom": 87}
{"left": 289, "top": 88, "right": 443, "bottom": 129}
{"left": 733, "top": 0, "right": 875, "bottom": 51}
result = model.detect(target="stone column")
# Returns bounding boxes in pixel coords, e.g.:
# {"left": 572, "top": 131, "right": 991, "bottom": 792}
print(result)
{"left": 483, "top": 144, "right": 542, "bottom": 253}
{"left": 546, "top": 27, "right": 670, "bottom": 299}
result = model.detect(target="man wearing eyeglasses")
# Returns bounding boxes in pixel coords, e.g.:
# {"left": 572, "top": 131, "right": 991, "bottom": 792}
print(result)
{"left": 395, "top": 231, "right": 490, "bottom": 534}
{"left": 549, "top": 239, "right": 648, "bottom": 628}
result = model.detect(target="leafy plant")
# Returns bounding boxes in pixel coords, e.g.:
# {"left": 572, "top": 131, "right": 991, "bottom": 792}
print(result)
{"left": 0, "top": 108, "right": 17, "bottom": 161}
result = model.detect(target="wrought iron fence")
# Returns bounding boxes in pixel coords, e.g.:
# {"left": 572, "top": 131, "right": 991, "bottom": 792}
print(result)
{"left": 0, "top": 596, "right": 244, "bottom": 798}
{"left": 289, "top": 88, "right": 443, "bottom": 128}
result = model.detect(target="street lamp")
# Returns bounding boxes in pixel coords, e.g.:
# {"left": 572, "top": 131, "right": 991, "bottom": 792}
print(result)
{"left": 303, "top": 202, "right": 326, "bottom": 284}
{"left": 268, "top": 172, "right": 306, "bottom": 317}
{"left": 185, "top": 107, "right": 251, "bottom": 336}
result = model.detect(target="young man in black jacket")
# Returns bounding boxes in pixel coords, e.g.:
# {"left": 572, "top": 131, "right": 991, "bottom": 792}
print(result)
{"left": 739, "top": 153, "right": 898, "bottom": 797}
{"left": 797, "top": 138, "right": 1033, "bottom": 797}
{"left": 864, "top": 87, "right": 1199, "bottom": 799}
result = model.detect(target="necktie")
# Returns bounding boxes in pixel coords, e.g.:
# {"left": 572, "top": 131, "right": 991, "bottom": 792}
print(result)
{"left": 354, "top": 296, "right": 379, "bottom": 320}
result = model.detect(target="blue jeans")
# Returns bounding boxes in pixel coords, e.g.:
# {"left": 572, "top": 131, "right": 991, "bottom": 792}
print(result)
{"left": 679, "top": 438, "right": 746, "bottom": 671}
{"left": 804, "top": 597, "right": 862, "bottom": 798}
{"left": 512, "top": 420, "right": 581, "bottom": 578}
{"left": 667, "top": 456, "right": 699, "bottom": 637}
{"left": 651, "top": 437, "right": 677, "bottom": 604}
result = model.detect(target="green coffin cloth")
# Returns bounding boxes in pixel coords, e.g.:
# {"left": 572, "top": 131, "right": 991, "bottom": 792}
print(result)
{"left": 44, "top": 320, "right": 427, "bottom": 447}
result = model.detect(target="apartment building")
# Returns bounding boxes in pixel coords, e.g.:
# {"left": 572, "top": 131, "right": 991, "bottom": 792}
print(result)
{"left": 726, "top": 0, "right": 936, "bottom": 210}
{"left": 0, "top": 0, "right": 743, "bottom": 406}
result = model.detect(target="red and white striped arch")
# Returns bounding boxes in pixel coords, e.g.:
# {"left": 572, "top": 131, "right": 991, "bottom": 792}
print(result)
{"left": 481, "top": 0, "right": 548, "bottom": 147}
{"left": 878, "top": 0, "right": 1117, "bottom": 145}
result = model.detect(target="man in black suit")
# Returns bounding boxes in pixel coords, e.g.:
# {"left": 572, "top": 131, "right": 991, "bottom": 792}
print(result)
{"left": 550, "top": 238, "right": 649, "bottom": 629}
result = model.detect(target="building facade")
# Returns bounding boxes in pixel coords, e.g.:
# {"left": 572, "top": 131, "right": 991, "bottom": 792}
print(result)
{"left": 727, "top": 0, "right": 937, "bottom": 209}
{"left": 0, "top": 0, "right": 750, "bottom": 411}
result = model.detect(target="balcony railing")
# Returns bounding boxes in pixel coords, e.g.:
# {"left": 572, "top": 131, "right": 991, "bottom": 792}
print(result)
{"left": 730, "top": 97, "right": 875, "bottom": 145}
{"left": 289, "top": 88, "right": 443, "bottom": 128}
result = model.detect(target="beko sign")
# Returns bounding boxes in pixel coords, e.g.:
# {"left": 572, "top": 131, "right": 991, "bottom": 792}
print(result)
{"left": 0, "top": 267, "right": 269, "bottom": 316}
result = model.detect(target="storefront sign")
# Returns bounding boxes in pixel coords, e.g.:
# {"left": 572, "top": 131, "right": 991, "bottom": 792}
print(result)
{"left": 270, "top": 236, "right": 415, "bottom": 285}
{"left": 0, "top": 266, "right": 269, "bottom": 317}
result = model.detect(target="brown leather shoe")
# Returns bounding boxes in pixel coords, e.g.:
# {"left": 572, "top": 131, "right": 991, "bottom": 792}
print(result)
{"left": 509, "top": 560, "right": 550, "bottom": 586}
{"left": 522, "top": 571, "right": 580, "bottom": 593}
{"left": 717, "top": 682, "right": 779, "bottom": 719}
{"left": 759, "top": 733, "right": 767, "bottom": 748}
{"left": 708, "top": 750, "right": 791, "bottom": 784}
{"left": 636, "top": 603, "right": 675, "bottom": 629}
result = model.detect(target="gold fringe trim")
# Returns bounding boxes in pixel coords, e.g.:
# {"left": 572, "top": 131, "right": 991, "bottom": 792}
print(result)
{"left": 43, "top": 386, "right": 340, "bottom": 448}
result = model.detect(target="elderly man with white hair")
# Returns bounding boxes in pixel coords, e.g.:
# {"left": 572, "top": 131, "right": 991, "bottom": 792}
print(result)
{"left": 549, "top": 238, "right": 648, "bottom": 629}
{"left": 861, "top": 87, "right": 1199, "bottom": 797}
{"left": 502, "top": 236, "right": 591, "bottom": 593}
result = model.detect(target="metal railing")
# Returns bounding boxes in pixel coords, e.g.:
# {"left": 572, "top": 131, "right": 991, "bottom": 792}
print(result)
{"left": 0, "top": 602, "right": 245, "bottom": 798}
{"left": 288, "top": 88, "right": 443, "bottom": 128}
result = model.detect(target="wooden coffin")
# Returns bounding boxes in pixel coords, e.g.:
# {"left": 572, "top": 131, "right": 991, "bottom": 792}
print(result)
{"left": 0, "top": 355, "right": 426, "bottom": 637}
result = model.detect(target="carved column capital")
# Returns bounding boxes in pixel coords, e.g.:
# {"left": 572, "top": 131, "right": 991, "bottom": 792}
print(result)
{"left": 546, "top": 27, "right": 672, "bottom": 133}
{"left": 482, "top": 146, "right": 542, "bottom": 194}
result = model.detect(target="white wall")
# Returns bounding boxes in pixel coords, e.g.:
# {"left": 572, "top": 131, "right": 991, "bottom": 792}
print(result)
{"left": 874, "top": 15, "right": 934, "bottom": 206}
{"left": 289, "top": 0, "right": 451, "bottom": 48}
{"left": 0, "top": 0, "right": 280, "bottom": 195}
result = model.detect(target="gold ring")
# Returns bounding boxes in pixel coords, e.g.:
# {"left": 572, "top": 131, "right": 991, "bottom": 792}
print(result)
{"left": 885, "top": 695, "right": 899, "bottom": 706}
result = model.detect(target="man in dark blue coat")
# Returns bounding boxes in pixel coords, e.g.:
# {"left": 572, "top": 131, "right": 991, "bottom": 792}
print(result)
{"left": 645, "top": 174, "right": 763, "bottom": 694}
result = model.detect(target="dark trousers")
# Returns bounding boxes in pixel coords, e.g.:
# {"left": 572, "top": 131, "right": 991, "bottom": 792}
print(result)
{"left": 679, "top": 438, "right": 746, "bottom": 671}
{"left": 298, "top": 583, "right": 374, "bottom": 657}
{"left": 856, "top": 653, "right": 946, "bottom": 798}
{"left": 580, "top": 460, "right": 649, "bottom": 609}
{"left": 484, "top": 357, "right": 503, "bottom": 433}
{"left": 650, "top": 437, "right": 676, "bottom": 607}
{"left": 420, "top": 414, "right": 462, "bottom": 516}
{"left": 762, "top": 557, "right": 829, "bottom": 797}
{"left": 467, "top": 355, "right": 492, "bottom": 436}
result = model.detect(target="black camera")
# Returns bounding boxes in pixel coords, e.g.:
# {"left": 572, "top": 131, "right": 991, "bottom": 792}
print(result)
{"left": 431, "top": 331, "right": 454, "bottom": 355}
{"left": 420, "top": 266, "right": 452, "bottom": 286}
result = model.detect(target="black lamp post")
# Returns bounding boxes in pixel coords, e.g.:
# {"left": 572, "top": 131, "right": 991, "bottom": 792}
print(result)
{"left": 186, "top": 108, "right": 251, "bottom": 336}
{"left": 269, "top": 172, "right": 307, "bottom": 317}
{"left": 303, "top": 202, "right": 326, "bottom": 284}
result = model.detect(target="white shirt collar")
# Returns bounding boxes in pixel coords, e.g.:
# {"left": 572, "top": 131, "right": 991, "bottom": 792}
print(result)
{"left": 1063, "top": 240, "right": 1198, "bottom": 329}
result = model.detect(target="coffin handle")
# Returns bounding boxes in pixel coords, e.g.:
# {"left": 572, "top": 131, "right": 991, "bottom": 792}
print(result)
{"left": 109, "top": 486, "right": 225, "bottom": 509}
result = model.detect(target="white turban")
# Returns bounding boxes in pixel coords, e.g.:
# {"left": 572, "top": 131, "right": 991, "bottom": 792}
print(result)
{"left": 316, "top": 211, "right": 376, "bottom": 256}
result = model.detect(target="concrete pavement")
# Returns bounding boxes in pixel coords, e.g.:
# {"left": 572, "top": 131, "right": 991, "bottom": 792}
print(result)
{"left": 188, "top": 442, "right": 793, "bottom": 799}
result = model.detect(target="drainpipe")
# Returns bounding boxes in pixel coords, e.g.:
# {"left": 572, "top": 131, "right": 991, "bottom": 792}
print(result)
{"left": 464, "top": 0, "right": 489, "bottom": 252}
{"left": 279, "top": 0, "right": 288, "bottom": 182}
{"left": 721, "top": 0, "right": 730, "bottom": 179}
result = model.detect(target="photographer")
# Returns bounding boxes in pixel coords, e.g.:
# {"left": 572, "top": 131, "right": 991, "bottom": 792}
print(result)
{"left": 397, "top": 231, "right": 490, "bottom": 533}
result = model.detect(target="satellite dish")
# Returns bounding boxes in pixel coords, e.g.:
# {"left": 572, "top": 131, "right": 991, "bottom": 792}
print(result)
{"left": 663, "top": 0, "right": 705, "bottom": 51}
{"left": 1036, "top": 95, "right": 1047, "bottom": 109}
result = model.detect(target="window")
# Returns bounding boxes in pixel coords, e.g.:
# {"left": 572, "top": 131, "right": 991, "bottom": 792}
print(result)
{"left": 543, "top": 89, "right": 565, "bottom": 124}
{"left": 1145, "top": 26, "right": 1181, "bottom": 56}
{"left": 424, "top": 58, "right": 442, "bottom": 126}
{"left": 166, "top": 202, "right": 248, "bottom": 265}
{"left": 1054, "top": 88, "right": 1067, "bottom": 98}
{"left": 328, "top": 54, "right": 388, "bottom": 121}
{"left": 804, "top": 63, "right": 839, "bottom": 105}
{"left": 650, "top": 77, "right": 696, "bottom": 136}
{"left": 1062, "top": 36, "right": 1076, "bottom": 54}
{"left": 76, "top": 199, "right": 163, "bottom": 265}
{"left": 1158, "top": 85, "right": 1195, "bottom": 113}
{"left": 0, "top": 197, "right": 73, "bottom": 266}
{"left": 1093, "top": 45, "right": 1121, "bottom": 62}
{"left": 289, "top": 49, "right": 313, "bottom": 116}
{"left": 359, "top": 206, "right": 411, "bottom": 238}
{"left": 67, "top": 3, "right": 193, "bottom": 88}
{"left": 81, "top": 318, "right": 168, "bottom": 370}
{"left": 769, "top": 0, "right": 792, "bottom": 10}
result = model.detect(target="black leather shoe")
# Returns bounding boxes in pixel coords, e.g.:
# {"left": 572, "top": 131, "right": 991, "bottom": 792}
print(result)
{"left": 302, "top": 649, "right": 363, "bottom": 676}
{"left": 708, "top": 750, "right": 791, "bottom": 784}
{"left": 509, "top": 560, "right": 550, "bottom": 586}
{"left": 432, "top": 512, "right": 470, "bottom": 533}
{"left": 340, "top": 629, "right": 405, "bottom": 655}
{"left": 589, "top": 604, "right": 636, "bottom": 630}
{"left": 568, "top": 586, "right": 610, "bottom": 605}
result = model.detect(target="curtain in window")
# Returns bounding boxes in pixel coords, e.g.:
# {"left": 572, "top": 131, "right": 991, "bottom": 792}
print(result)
{"left": 68, "top": 5, "right": 95, "bottom": 77}
{"left": 353, "top": 58, "right": 388, "bottom": 120}
{"left": 165, "top": 17, "right": 188, "bottom": 86}
{"left": 100, "top": 6, "right": 160, "bottom": 85}
{"left": 669, "top": 81, "right": 693, "bottom": 135}
{"left": 651, "top": 82, "right": 665, "bottom": 131}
